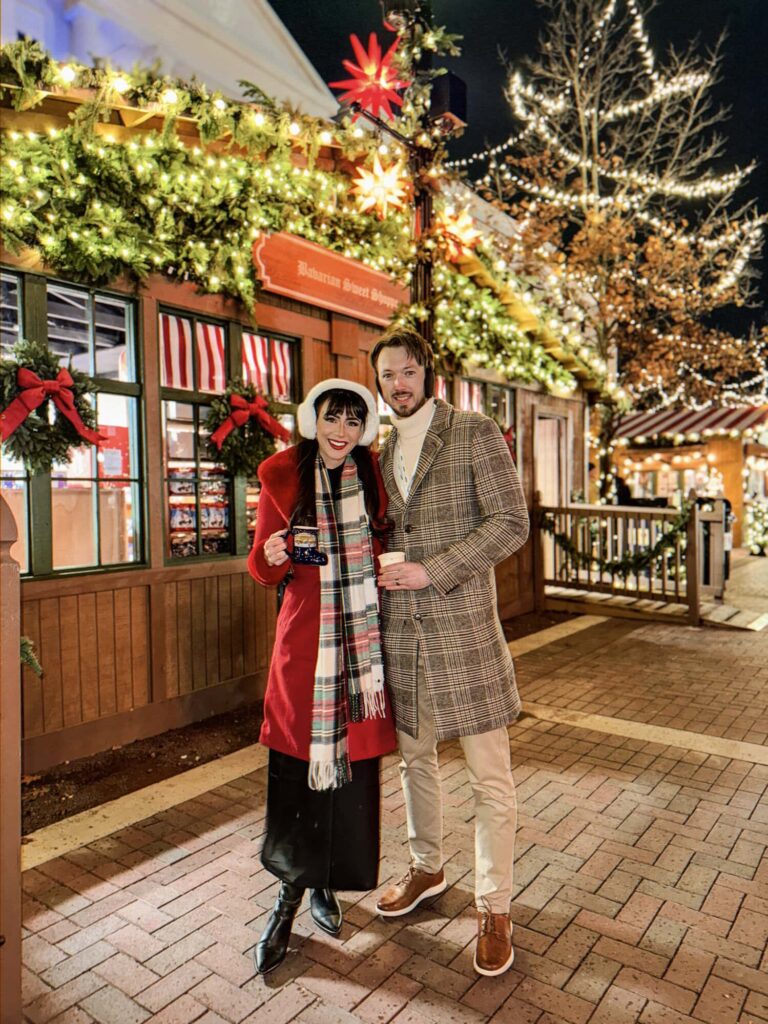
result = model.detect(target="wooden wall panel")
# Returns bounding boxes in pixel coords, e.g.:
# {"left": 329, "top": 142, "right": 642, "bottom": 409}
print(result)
{"left": 230, "top": 574, "right": 244, "bottom": 680}
{"left": 130, "top": 587, "right": 149, "bottom": 709}
{"left": 175, "top": 581, "right": 191, "bottom": 695}
{"left": 21, "top": 600, "right": 43, "bottom": 737}
{"left": 218, "top": 575, "right": 232, "bottom": 683}
{"left": 39, "top": 598, "right": 63, "bottom": 734}
{"left": 243, "top": 574, "right": 257, "bottom": 671}
{"left": 204, "top": 576, "right": 219, "bottom": 686}
{"left": 77, "top": 594, "right": 99, "bottom": 723}
{"left": 95, "top": 591, "right": 117, "bottom": 718}
{"left": 190, "top": 580, "right": 207, "bottom": 691}
{"left": 114, "top": 589, "right": 133, "bottom": 714}
{"left": 59, "top": 595, "right": 81, "bottom": 729}
{"left": 304, "top": 337, "right": 334, "bottom": 390}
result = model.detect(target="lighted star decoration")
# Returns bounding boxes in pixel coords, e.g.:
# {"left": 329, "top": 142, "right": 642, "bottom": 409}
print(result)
{"left": 351, "top": 155, "right": 410, "bottom": 219}
{"left": 329, "top": 32, "right": 410, "bottom": 121}
{"left": 435, "top": 207, "right": 482, "bottom": 261}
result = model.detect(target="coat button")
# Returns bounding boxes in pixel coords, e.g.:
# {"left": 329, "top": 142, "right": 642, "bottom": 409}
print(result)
{"left": 404, "top": 524, "right": 413, "bottom": 533}
{"left": 414, "top": 613, "right": 423, "bottom": 622}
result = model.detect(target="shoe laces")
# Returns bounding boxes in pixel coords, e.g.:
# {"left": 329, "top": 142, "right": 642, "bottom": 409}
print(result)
{"left": 396, "top": 865, "right": 419, "bottom": 888}
{"left": 478, "top": 896, "right": 508, "bottom": 935}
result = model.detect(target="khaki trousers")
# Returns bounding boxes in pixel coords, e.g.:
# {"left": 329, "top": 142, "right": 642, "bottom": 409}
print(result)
{"left": 397, "top": 671, "right": 517, "bottom": 913}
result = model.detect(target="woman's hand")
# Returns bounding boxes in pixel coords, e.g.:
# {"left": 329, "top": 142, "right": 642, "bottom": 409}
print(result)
{"left": 263, "top": 529, "right": 289, "bottom": 567}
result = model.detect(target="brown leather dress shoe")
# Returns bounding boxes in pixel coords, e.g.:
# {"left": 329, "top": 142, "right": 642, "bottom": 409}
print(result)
{"left": 474, "top": 910, "right": 514, "bottom": 976}
{"left": 376, "top": 866, "right": 447, "bottom": 917}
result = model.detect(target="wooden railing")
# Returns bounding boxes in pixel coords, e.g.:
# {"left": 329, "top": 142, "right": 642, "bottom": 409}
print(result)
{"left": 533, "top": 495, "right": 702, "bottom": 625}
{"left": 0, "top": 495, "right": 21, "bottom": 1023}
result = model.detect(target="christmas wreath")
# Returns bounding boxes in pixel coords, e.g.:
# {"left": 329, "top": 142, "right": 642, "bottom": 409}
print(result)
{"left": 0, "top": 338, "right": 103, "bottom": 474}
{"left": 205, "top": 379, "right": 290, "bottom": 477}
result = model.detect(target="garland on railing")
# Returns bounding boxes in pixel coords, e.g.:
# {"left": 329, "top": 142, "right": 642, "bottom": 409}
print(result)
{"left": 539, "top": 502, "right": 693, "bottom": 580}
{"left": 21, "top": 636, "right": 42, "bottom": 676}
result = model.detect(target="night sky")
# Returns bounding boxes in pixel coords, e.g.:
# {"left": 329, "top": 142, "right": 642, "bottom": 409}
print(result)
{"left": 271, "top": 0, "right": 768, "bottom": 325}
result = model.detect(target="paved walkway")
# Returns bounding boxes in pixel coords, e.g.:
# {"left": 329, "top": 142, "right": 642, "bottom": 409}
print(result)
{"left": 725, "top": 553, "right": 768, "bottom": 615}
{"left": 20, "top": 610, "right": 768, "bottom": 1024}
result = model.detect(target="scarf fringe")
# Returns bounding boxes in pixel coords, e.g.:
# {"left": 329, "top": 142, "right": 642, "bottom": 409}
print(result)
{"left": 308, "top": 754, "right": 352, "bottom": 792}
{"left": 363, "top": 688, "right": 386, "bottom": 720}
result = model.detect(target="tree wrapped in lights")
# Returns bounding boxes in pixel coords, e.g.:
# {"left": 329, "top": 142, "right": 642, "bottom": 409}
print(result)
{"left": 479, "top": 0, "right": 767, "bottom": 497}
{"left": 745, "top": 501, "right": 768, "bottom": 556}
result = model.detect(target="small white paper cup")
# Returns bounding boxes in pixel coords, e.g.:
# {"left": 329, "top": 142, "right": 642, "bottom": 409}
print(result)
{"left": 378, "top": 551, "right": 406, "bottom": 568}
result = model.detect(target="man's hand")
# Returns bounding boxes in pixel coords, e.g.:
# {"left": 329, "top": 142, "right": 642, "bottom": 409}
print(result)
{"left": 378, "top": 561, "right": 431, "bottom": 590}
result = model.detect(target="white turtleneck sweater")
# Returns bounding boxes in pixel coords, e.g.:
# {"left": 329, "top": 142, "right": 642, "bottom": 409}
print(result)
{"left": 391, "top": 398, "right": 436, "bottom": 500}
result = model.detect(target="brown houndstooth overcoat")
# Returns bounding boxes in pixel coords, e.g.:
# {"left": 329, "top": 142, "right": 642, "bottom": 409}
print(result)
{"left": 379, "top": 399, "right": 530, "bottom": 740}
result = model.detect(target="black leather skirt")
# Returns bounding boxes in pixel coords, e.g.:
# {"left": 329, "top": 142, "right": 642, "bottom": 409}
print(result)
{"left": 260, "top": 749, "right": 381, "bottom": 891}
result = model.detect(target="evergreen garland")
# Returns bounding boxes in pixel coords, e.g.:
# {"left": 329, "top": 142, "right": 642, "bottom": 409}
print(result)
{"left": 540, "top": 502, "right": 693, "bottom": 580}
{"left": 0, "top": 338, "right": 99, "bottom": 473}
{"left": 20, "top": 636, "right": 43, "bottom": 676}
{"left": 0, "top": 40, "right": 583, "bottom": 395}
{"left": 205, "top": 381, "right": 283, "bottom": 478}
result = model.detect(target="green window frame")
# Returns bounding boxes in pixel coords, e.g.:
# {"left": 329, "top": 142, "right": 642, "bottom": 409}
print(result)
{"left": 0, "top": 270, "right": 145, "bottom": 577}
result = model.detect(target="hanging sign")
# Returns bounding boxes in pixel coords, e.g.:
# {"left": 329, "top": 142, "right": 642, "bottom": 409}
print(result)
{"left": 252, "top": 233, "right": 407, "bottom": 326}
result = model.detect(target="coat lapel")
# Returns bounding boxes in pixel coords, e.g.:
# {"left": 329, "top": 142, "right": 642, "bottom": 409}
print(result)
{"left": 379, "top": 431, "right": 403, "bottom": 509}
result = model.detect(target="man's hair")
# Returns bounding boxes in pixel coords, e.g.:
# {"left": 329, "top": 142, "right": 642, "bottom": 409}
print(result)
{"left": 369, "top": 325, "right": 435, "bottom": 398}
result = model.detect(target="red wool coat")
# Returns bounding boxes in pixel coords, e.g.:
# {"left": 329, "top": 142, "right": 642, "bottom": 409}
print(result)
{"left": 247, "top": 446, "right": 397, "bottom": 762}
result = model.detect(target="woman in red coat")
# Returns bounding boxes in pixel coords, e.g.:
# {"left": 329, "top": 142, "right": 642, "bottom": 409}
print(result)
{"left": 248, "top": 379, "right": 396, "bottom": 975}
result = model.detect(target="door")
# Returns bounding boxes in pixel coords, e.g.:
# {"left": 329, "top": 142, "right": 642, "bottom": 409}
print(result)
{"left": 535, "top": 415, "right": 568, "bottom": 582}
{"left": 535, "top": 415, "right": 567, "bottom": 505}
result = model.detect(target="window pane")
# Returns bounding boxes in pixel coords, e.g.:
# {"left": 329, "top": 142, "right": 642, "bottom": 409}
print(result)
{"left": 0, "top": 468, "right": 29, "bottom": 573}
{"left": 0, "top": 272, "right": 21, "bottom": 357}
{"left": 489, "top": 386, "right": 514, "bottom": 430}
{"left": 275, "top": 413, "right": 295, "bottom": 451}
{"left": 198, "top": 407, "right": 231, "bottom": 555}
{"left": 47, "top": 283, "right": 90, "bottom": 373}
{"left": 52, "top": 445, "right": 95, "bottom": 480}
{"left": 94, "top": 295, "right": 134, "bottom": 381}
{"left": 242, "top": 332, "right": 269, "bottom": 393}
{"left": 99, "top": 481, "right": 140, "bottom": 564}
{"left": 96, "top": 393, "right": 137, "bottom": 479}
{"left": 246, "top": 479, "right": 260, "bottom": 541}
{"left": 196, "top": 322, "right": 226, "bottom": 393}
{"left": 52, "top": 477, "right": 97, "bottom": 569}
{"left": 460, "top": 380, "right": 484, "bottom": 413}
{"left": 164, "top": 401, "right": 232, "bottom": 558}
{"left": 271, "top": 339, "right": 293, "bottom": 402}
{"left": 159, "top": 313, "right": 193, "bottom": 389}
{"left": 164, "top": 400, "right": 195, "bottom": 460}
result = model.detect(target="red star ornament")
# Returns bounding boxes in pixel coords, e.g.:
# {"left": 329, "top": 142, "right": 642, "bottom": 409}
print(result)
{"left": 329, "top": 32, "right": 410, "bottom": 121}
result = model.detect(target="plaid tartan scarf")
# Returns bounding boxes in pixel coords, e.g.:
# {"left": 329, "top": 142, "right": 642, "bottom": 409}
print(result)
{"left": 309, "top": 454, "right": 385, "bottom": 791}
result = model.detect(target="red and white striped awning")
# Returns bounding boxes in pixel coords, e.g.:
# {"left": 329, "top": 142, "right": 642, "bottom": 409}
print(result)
{"left": 618, "top": 405, "right": 768, "bottom": 442}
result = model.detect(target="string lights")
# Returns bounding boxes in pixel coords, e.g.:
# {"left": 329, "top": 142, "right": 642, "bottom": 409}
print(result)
{"left": 0, "top": 40, "right": 594, "bottom": 403}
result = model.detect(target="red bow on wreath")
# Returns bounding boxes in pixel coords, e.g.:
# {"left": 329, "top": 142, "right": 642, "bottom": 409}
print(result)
{"left": 0, "top": 367, "right": 105, "bottom": 445}
{"left": 210, "top": 393, "right": 291, "bottom": 449}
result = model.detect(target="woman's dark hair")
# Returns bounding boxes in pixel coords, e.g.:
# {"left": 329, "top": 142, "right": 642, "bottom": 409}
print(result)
{"left": 293, "top": 388, "right": 389, "bottom": 537}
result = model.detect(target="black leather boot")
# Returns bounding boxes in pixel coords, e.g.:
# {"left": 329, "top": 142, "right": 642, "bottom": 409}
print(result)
{"left": 254, "top": 882, "right": 304, "bottom": 974}
{"left": 310, "top": 888, "right": 342, "bottom": 936}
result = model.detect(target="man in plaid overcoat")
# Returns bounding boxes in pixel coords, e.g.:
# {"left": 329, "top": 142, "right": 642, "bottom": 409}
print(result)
{"left": 371, "top": 326, "right": 529, "bottom": 977}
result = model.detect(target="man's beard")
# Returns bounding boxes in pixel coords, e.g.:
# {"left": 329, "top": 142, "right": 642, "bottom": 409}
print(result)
{"left": 392, "top": 394, "right": 428, "bottom": 417}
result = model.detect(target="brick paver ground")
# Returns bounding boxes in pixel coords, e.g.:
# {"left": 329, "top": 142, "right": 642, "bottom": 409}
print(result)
{"left": 21, "top": 609, "right": 768, "bottom": 1024}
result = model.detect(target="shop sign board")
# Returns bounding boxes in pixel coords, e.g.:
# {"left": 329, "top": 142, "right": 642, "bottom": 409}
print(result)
{"left": 253, "top": 233, "right": 407, "bottom": 326}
